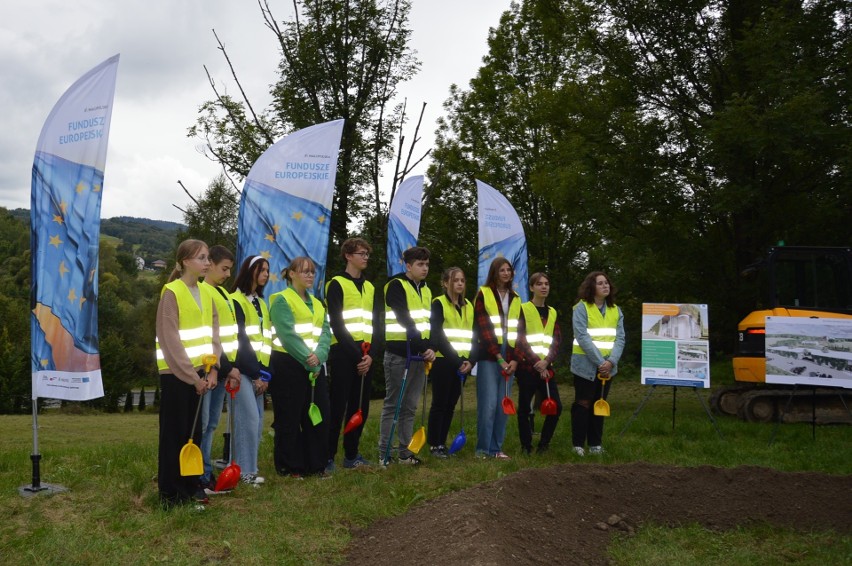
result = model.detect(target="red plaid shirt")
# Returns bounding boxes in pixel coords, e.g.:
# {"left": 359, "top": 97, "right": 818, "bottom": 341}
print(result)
{"left": 473, "top": 286, "right": 517, "bottom": 363}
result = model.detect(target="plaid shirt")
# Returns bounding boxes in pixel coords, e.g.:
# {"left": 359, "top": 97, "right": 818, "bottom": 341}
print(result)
{"left": 473, "top": 286, "right": 517, "bottom": 363}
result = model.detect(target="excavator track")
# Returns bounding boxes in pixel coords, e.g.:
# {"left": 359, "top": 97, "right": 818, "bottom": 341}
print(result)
{"left": 711, "top": 385, "right": 852, "bottom": 424}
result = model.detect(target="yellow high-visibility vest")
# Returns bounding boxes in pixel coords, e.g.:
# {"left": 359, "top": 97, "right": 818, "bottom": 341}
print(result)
{"left": 231, "top": 290, "right": 272, "bottom": 366}
{"left": 326, "top": 276, "right": 374, "bottom": 345}
{"left": 479, "top": 286, "right": 521, "bottom": 347}
{"left": 201, "top": 282, "right": 237, "bottom": 362}
{"left": 384, "top": 278, "right": 431, "bottom": 342}
{"left": 269, "top": 288, "right": 326, "bottom": 354}
{"left": 156, "top": 279, "right": 214, "bottom": 371}
{"left": 572, "top": 301, "right": 618, "bottom": 356}
{"left": 434, "top": 295, "right": 473, "bottom": 357}
{"left": 521, "top": 301, "right": 556, "bottom": 358}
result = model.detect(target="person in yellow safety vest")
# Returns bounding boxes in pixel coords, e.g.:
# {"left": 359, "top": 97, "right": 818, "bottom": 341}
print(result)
{"left": 570, "top": 271, "right": 625, "bottom": 457}
{"left": 473, "top": 257, "right": 522, "bottom": 459}
{"left": 198, "top": 245, "right": 239, "bottom": 492}
{"left": 268, "top": 256, "right": 332, "bottom": 477}
{"left": 325, "top": 238, "right": 383, "bottom": 472}
{"left": 514, "top": 272, "right": 563, "bottom": 455}
{"left": 155, "top": 239, "right": 221, "bottom": 508}
{"left": 378, "top": 246, "right": 435, "bottom": 466}
{"left": 229, "top": 255, "right": 273, "bottom": 486}
{"left": 427, "top": 267, "right": 474, "bottom": 458}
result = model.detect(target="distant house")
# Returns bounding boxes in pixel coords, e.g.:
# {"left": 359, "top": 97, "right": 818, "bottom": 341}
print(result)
{"left": 135, "top": 257, "right": 145, "bottom": 271}
{"left": 152, "top": 260, "right": 167, "bottom": 270}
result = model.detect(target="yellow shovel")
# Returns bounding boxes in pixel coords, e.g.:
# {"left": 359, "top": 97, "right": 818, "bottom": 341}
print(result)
{"left": 180, "top": 354, "right": 218, "bottom": 476}
{"left": 593, "top": 373, "right": 612, "bottom": 417}
{"left": 407, "top": 360, "right": 432, "bottom": 454}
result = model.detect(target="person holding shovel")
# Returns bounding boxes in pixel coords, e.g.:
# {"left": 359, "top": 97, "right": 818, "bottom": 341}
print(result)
{"left": 268, "top": 256, "right": 332, "bottom": 477}
{"left": 570, "top": 271, "right": 625, "bottom": 456}
{"left": 198, "top": 245, "right": 238, "bottom": 493}
{"left": 155, "top": 239, "right": 221, "bottom": 507}
{"left": 427, "top": 267, "right": 473, "bottom": 458}
{"left": 473, "top": 257, "right": 521, "bottom": 460}
{"left": 378, "top": 246, "right": 435, "bottom": 466}
{"left": 326, "top": 238, "right": 382, "bottom": 471}
{"left": 229, "top": 255, "right": 273, "bottom": 485}
{"left": 514, "top": 272, "right": 563, "bottom": 455}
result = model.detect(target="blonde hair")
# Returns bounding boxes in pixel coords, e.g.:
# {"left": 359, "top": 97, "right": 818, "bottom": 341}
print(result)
{"left": 283, "top": 256, "right": 315, "bottom": 286}
{"left": 168, "top": 239, "right": 207, "bottom": 282}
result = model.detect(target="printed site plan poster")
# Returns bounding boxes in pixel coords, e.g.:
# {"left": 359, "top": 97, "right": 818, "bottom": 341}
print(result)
{"left": 765, "top": 316, "right": 852, "bottom": 389}
{"left": 641, "top": 303, "right": 710, "bottom": 388}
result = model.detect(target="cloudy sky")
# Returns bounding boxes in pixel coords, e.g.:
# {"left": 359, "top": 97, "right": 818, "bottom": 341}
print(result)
{"left": 0, "top": 0, "right": 512, "bottom": 222}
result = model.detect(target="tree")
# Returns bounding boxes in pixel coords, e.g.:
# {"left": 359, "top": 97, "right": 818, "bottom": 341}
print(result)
{"left": 176, "top": 174, "right": 239, "bottom": 250}
{"left": 190, "top": 0, "right": 420, "bottom": 246}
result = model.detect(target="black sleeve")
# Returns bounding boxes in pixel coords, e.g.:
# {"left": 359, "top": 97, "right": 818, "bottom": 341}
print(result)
{"left": 369, "top": 284, "right": 385, "bottom": 355}
{"left": 326, "top": 279, "right": 362, "bottom": 362}
{"left": 233, "top": 301, "right": 262, "bottom": 379}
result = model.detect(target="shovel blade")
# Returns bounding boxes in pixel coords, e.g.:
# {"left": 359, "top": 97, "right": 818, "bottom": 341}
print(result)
{"left": 447, "top": 430, "right": 466, "bottom": 455}
{"left": 309, "top": 403, "right": 323, "bottom": 426}
{"left": 594, "top": 399, "right": 610, "bottom": 417}
{"left": 343, "top": 410, "right": 363, "bottom": 434}
{"left": 179, "top": 440, "right": 203, "bottom": 476}
{"left": 541, "top": 398, "right": 558, "bottom": 416}
{"left": 408, "top": 426, "right": 426, "bottom": 454}
{"left": 502, "top": 396, "right": 517, "bottom": 415}
{"left": 215, "top": 463, "right": 241, "bottom": 491}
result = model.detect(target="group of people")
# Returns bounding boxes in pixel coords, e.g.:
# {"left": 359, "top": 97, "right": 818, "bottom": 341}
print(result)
{"left": 154, "top": 237, "right": 625, "bottom": 508}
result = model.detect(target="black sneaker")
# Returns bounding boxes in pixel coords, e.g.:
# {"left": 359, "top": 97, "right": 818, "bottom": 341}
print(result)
{"left": 398, "top": 454, "right": 422, "bottom": 466}
{"left": 430, "top": 446, "right": 448, "bottom": 459}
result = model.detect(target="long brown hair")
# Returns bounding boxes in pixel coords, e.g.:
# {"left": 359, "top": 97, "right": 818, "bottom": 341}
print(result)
{"left": 484, "top": 257, "right": 513, "bottom": 290}
{"left": 168, "top": 239, "right": 207, "bottom": 283}
{"left": 441, "top": 267, "right": 466, "bottom": 307}
{"left": 577, "top": 271, "right": 616, "bottom": 307}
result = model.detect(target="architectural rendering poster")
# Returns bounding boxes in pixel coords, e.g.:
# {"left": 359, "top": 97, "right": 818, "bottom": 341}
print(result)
{"left": 765, "top": 316, "right": 852, "bottom": 389}
{"left": 641, "top": 303, "right": 710, "bottom": 388}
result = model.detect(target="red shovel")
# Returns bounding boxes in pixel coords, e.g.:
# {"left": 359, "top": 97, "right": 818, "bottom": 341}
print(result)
{"left": 214, "top": 378, "right": 241, "bottom": 492}
{"left": 541, "top": 370, "right": 558, "bottom": 416}
{"left": 501, "top": 369, "right": 516, "bottom": 415}
{"left": 344, "top": 342, "right": 371, "bottom": 434}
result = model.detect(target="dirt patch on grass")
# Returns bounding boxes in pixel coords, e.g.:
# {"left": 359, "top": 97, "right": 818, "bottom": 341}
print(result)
{"left": 345, "top": 463, "right": 852, "bottom": 565}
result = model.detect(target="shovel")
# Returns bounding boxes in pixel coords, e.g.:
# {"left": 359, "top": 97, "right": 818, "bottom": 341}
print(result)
{"left": 594, "top": 373, "right": 612, "bottom": 417}
{"left": 215, "top": 377, "right": 242, "bottom": 491}
{"left": 407, "top": 360, "right": 432, "bottom": 454}
{"left": 383, "top": 347, "right": 424, "bottom": 466}
{"left": 447, "top": 371, "right": 467, "bottom": 455}
{"left": 344, "top": 342, "right": 371, "bottom": 435}
{"left": 501, "top": 369, "right": 516, "bottom": 415}
{"left": 541, "top": 370, "right": 558, "bottom": 416}
{"left": 308, "top": 369, "right": 323, "bottom": 426}
{"left": 180, "top": 353, "right": 218, "bottom": 476}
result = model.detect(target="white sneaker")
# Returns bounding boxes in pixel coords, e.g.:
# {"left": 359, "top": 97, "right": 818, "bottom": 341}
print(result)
{"left": 572, "top": 446, "right": 586, "bottom": 457}
{"left": 588, "top": 446, "right": 605, "bottom": 455}
{"left": 240, "top": 474, "right": 264, "bottom": 486}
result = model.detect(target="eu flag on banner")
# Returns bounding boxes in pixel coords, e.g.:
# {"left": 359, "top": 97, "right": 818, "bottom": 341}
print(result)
{"left": 31, "top": 54, "right": 120, "bottom": 401}
{"left": 237, "top": 120, "right": 344, "bottom": 298}
{"left": 476, "top": 180, "right": 529, "bottom": 302}
{"left": 386, "top": 175, "right": 424, "bottom": 277}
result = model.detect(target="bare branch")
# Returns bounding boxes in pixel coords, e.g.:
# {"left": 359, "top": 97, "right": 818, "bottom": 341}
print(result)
{"left": 176, "top": 180, "right": 201, "bottom": 208}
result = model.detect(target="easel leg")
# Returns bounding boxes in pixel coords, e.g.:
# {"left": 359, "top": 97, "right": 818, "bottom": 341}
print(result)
{"left": 672, "top": 387, "right": 677, "bottom": 431}
{"left": 692, "top": 387, "right": 724, "bottom": 440}
{"left": 618, "top": 385, "right": 657, "bottom": 438}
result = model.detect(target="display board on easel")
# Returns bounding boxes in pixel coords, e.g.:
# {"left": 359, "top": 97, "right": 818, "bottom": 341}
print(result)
{"left": 765, "top": 316, "right": 852, "bottom": 389}
{"left": 641, "top": 303, "right": 710, "bottom": 388}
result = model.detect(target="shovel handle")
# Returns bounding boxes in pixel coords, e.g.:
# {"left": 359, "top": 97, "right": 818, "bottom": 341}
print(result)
{"left": 596, "top": 372, "right": 611, "bottom": 384}
{"left": 225, "top": 377, "right": 241, "bottom": 397}
{"left": 202, "top": 354, "right": 218, "bottom": 374}
{"left": 361, "top": 341, "right": 371, "bottom": 356}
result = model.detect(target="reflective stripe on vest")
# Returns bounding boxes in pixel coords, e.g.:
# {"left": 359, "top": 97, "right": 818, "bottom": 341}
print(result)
{"left": 521, "top": 302, "right": 556, "bottom": 358}
{"left": 326, "top": 276, "right": 374, "bottom": 345}
{"left": 231, "top": 290, "right": 272, "bottom": 366}
{"left": 434, "top": 295, "right": 473, "bottom": 357}
{"left": 384, "top": 278, "right": 432, "bottom": 341}
{"left": 156, "top": 279, "right": 214, "bottom": 370}
{"left": 202, "top": 282, "right": 238, "bottom": 362}
{"left": 572, "top": 301, "right": 618, "bottom": 355}
{"left": 479, "top": 286, "right": 521, "bottom": 347}
{"left": 269, "top": 288, "right": 326, "bottom": 353}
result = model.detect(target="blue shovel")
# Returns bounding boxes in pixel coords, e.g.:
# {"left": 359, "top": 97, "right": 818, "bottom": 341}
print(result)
{"left": 448, "top": 371, "right": 467, "bottom": 455}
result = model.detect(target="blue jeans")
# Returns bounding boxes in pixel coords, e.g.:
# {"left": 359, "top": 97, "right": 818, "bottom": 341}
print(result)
{"left": 475, "top": 359, "right": 512, "bottom": 456}
{"left": 232, "top": 374, "right": 264, "bottom": 475}
{"left": 200, "top": 379, "right": 227, "bottom": 482}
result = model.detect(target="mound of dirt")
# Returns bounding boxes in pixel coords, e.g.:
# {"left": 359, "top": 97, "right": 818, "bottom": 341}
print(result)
{"left": 346, "top": 463, "right": 852, "bottom": 565}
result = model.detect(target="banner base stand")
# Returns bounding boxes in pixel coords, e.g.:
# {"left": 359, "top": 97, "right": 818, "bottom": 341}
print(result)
{"left": 19, "top": 483, "right": 69, "bottom": 498}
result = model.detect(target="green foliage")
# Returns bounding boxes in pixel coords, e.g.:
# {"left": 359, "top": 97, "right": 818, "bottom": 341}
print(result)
{"left": 175, "top": 174, "right": 239, "bottom": 250}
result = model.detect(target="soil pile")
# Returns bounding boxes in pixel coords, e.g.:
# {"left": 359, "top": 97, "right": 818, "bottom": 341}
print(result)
{"left": 346, "top": 462, "right": 852, "bottom": 565}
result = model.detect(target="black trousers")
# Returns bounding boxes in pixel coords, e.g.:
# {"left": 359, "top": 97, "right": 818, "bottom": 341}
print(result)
{"left": 158, "top": 374, "right": 203, "bottom": 505}
{"left": 269, "top": 352, "right": 330, "bottom": 475}
{"left": 427, "top": 357, "right": 463, "bottom": 447}
{"left": 327, "top": 344, "right": 372, "bottom": 461}
{"left": 516, "top": 369, "right": 562, "bottom": 450}
{"left": 571, "top": 374, "right": 611, "bottom": 448}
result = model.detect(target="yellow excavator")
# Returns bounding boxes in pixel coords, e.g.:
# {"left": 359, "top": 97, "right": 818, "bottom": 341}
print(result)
{"left": 711, "top": 246, "right": 852, "bottom": 423}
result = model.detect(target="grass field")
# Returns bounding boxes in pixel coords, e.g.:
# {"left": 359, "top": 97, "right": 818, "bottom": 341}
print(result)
{"left": 2, "top": 367, "right": 850, "bottom": 565}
